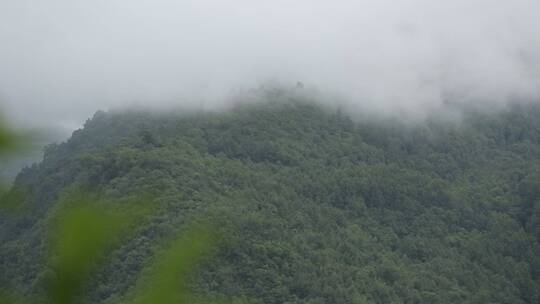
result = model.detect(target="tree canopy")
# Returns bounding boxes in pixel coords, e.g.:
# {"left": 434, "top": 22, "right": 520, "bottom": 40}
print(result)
{"left": 1, "top": 93, "right": 540, "bottom": 303}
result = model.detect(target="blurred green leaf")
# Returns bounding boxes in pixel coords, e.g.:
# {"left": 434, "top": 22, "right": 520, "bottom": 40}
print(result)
{"left": 0, "top": 119, "right": 33, "bottom": 156}
{"left": 47, "top": 197, "right": 136, "bottom": 304}
{"left": 0, "top": 114, "right": 34, "bottom": 213}
{"left": 131, "top": 225, "right": 215, "bottom": 304}
{"left": 0, "top": 123, "right": 18, "bottom": 155}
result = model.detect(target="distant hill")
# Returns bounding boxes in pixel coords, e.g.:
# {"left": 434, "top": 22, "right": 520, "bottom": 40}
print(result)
{"left": 2, "top": 92, "right": 540, "bottom": 303}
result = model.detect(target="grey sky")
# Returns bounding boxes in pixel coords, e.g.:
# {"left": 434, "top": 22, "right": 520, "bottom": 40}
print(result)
{"left": 1, "top": 0, "right": 539, "bottom": 129}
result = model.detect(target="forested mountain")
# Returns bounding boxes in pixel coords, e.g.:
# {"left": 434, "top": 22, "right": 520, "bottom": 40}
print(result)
{"left": 1, "top": 92, "right": 540, "bottom": 303}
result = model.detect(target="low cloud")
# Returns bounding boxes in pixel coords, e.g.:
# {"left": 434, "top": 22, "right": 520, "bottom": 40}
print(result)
{"left": 1, "top": 0, "right": 539, "bottom": 129}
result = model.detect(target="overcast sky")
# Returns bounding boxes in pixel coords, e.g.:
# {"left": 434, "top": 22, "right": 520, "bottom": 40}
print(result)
{"left": 1, "top": 0, "right": 539, "bottom": 130}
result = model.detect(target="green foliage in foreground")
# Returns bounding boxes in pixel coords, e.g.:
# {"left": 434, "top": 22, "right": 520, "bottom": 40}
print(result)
{"left": 2, "top": 93, "right": 540, "bottom": 303}
{"left": 48, "top": 202, "right": 130, "bottom": 304}
{"left": 0, "top": 122, "right": 19, "bottom": 156}
{"left": 1, "top": 191, "right": 217, "bottom": 304}
{"left": 0, "top": 120, "right": 25, "bottom": 212}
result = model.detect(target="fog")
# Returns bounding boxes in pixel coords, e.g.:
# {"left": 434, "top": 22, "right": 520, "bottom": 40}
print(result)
{"left": 1, "top": 0, "right": 540, "bottom": 130}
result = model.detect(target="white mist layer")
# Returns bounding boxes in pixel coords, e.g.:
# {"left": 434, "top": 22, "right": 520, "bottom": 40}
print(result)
{"left": 1, "top": 0, "right": 539, "bottom": 128}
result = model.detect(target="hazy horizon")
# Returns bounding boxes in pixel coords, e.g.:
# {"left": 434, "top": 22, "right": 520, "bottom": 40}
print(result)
{"left": 1, "top": 0, "right": 540, "bottom": 131}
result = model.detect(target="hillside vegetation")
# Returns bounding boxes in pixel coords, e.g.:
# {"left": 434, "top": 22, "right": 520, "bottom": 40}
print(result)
{"left": 2, "top": 92, "right": 540, "bottom": 303}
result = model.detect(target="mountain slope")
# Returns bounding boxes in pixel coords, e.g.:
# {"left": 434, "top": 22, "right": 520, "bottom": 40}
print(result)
{"left": 2, "top": 95, "right": 540, "bottom": 303}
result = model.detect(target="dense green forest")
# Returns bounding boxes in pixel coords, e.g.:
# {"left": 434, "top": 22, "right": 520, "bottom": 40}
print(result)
{"left": 1, "top": 91, "right": 540, "bottom": 303}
